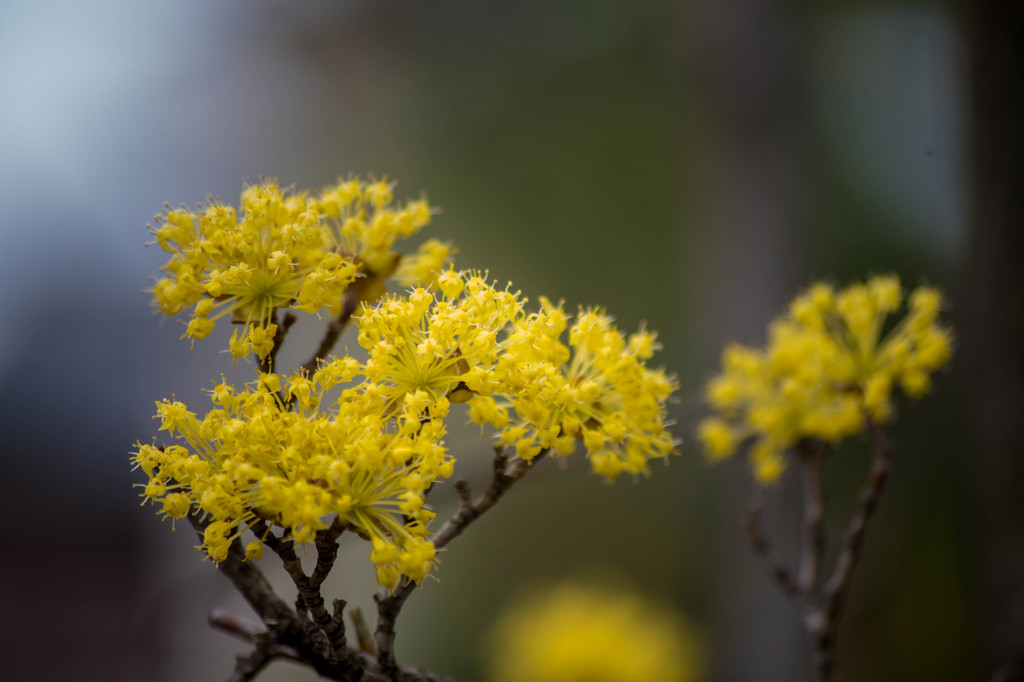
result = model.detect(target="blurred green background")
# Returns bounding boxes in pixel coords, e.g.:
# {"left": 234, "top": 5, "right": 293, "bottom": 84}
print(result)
{"left": 1, "top": 1, "right": 1012, "bottom": 681}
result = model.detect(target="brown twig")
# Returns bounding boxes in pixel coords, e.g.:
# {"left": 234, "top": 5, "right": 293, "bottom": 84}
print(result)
{"left": 185, "top": 483, "right": 464, "bottom": 680}
{"left": 374, "top": 447, "right": 547, "bottom": 679}
{"left": 744, "top": 486, "right": 799, "bottom": 598}
{"left": 209, "top": 609, "right": 262, "bottom": 644}
{"left": 249, "top": 520, "right": 346, "bottom": 650}
{"left": 187, "top": 515, "right": 337, "bottom": 675}
{"left": 742, "top": 425, "right": 894, "bottom": 682}
{"left": 811, "top": 413, "right": 892, "bottom": 675}
{"left": 299, "top": 291, "right": 361, "bottom": 376}
{"left": 311, "top": 518, "right": 346, "bottom": 589}
{"left": 224, "top": 629, "right": 310, "bottom": 682}
{"left": 259, "top": 311, "right": 298, "bottom": 374}
{"left": 187, "top": 515, "right": 297, "bottom": 628}
{"left": 797, "top": 440, "right": 828, "bottom": 595}
{"left": 350, "top": 607, "right": 377, "bottom": 656}
{"left": 225, "top": 635, "right": 278, "bottom": 682}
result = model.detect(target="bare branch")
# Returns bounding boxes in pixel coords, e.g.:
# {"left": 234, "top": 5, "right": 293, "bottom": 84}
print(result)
{"left": 259, "top": 311, "right": 298, "bottom": 374}
{"left": 797, "top": 440, "right": 828, "bottom": 595}
{"left": 299, "top": 290, "right": 361, "bottom": 376}
{"left": 209, "top": 609, "right": 262, "bottom": 644}
{"left": 311, "top": 517, "right": 346, "bottom": 589}
{"left": 188, "top": 502, "right": 460, "bottom": 681}
{"left": 187, "top": 515, "right": 296, "bottom": 627}
{"left": 454, "top": 479, "right": 472, "bottom": 510}
{"left": 823, "top": 420, "right": 893, "bottom": 622}
{"left": 250, "top": 520, "right": 345, "bottom": 650}
{"left": 224, "top": 631, "right": 308, "bottom": 682}
{"left": 349, "top": 606, "right": 377, "bottom": 656}
{"left": 744, "top": 486, "right": 799, "bottom": 598}
{"left": 431, "top": 447, "right": 542, "bottom": 552}
{"left": 374, "top": 447, "right": 547, "bottom": 678}
{"left": 225, "top": 638, "right": 276, "bottom": 682}
{"left": 801, "top": 422, "right": 894, "bottom": 682}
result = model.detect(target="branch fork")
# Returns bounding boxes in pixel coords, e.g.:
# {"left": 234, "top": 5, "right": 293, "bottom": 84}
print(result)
{"left": 743, "top": 423, "right": 894, "bottom": 682}
{"left": 188, "top": 300, "right": 542, "bottom": 681}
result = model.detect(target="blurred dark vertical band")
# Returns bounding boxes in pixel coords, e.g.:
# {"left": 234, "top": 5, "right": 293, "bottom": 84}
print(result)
{"left": 964, "top": 0, "right": 1024, "bottom": 675}
{"left": 674, "top": 0, "right": 808, "bottom": 679}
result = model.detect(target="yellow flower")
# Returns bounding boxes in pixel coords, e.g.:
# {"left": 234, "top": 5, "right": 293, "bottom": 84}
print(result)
{"left": 312, "top": 176, "right": 449, "bottom": 283}
{"left": 150, "top": 180, "right": 358, "bottom": 355}
{"left": 133, "top": 363, "right": 454, "bottom": 587}
{"left": 472, "top": 300, "right": 678, "bottom": 479}
{"left": 136, "top": 261, "right": 679, "bottom": 585}
{"left": 394, "top": 238, "right": 456, "bottom": 288}
{"left": 357, "top": 269, "right": 523, "bottom": 417}
{"left": 150, "top": 176, "right": 452, "bottom": 359}
{"left": 699, "top": 275, "right": 952, "bottom": 482}
{"left": 486, "top": 582, "right": 704, "bottom": 682}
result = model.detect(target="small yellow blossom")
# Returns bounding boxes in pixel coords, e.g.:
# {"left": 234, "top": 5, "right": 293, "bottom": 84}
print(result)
{"left": 150, "top": 176, "right": 450, "bottom": 358}
{"left": 394, "top": 238, "right": 456, "bottom": 287}
{"left": 357, "top": 269, "right": 523, "bottom": 417}
{"left": 312, "top": 177, "right": 443, "bottom": 283}
{"left": 133, "top": 363, "right": 454, "bottom": 587}
{"left": 471, "top": 300, "right": 678, "bottom": 479}
{"left": 151, "top": 181, "right": 358, "bottom": 335}
{"left": 136, "top": 260, "right": 678, "bottom": 587}
{"left": 698, "top": 275, "right": 952, "bottom": 482}
{"left": 486, "top": 582, "right": 704, "bottom": 682}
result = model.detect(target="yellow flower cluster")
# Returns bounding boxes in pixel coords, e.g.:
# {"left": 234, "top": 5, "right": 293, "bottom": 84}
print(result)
{"left": 356, "top": 270, "right": 524, "bottom": 416}
{"left": 136, "top": 268, "right": 677, "bottom": 586}
{"left": 150, "top": 177, "right": 452, "bottom": 358}
{"left": 486, "top": 582, "right": 703, "bottom": 682}
{"left": 698, "top": 275, "right": 952, "bottom": 482}
{"left": 133, "top": 360, "right": 451, "bottom": 588}
{"left": 357, "top": 273, "right": 678, "bottom": 479}
{"left": 138, "top": 171, "right": 677, "bottom": 589}
{"left": 468, "top": 301, "right": 678, "bottom": 478}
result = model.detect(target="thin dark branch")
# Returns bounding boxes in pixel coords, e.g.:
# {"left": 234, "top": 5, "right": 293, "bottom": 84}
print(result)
{"left": 250, "top": 520, "right": 345, "bottom": 650}
{"left": 453, "top": 479, "right": 472, "bottom": 510}
{"left": 374, "top": 447, "right": 547, "bottom": 678}
{"left": 259, "top": 311, "right": 298, "bottom": 374}
{"left": 299, "top": 291, "right": 361, "bottom": 376}
{"left": 740, "top": 425, "right": 894, "bottom": 682}
{"left": 187, "top": 515, "right": 296, "bottom": 627}
{"left": 189, "top": 513, "right": 452, "bottom": 681}
{"left": 802, "top": 421, "right": 894, "bottom": 682}
{"left": 797, "top": 440, "right": 828, "bottom": 594}
{"left": 431, "top": 447, "right": 543, "bottom": 551}
{"left": 224, "top": 630, "right": 309, "bottom": 682}
{"left": 226, "top": 636, "right": 277, "bottom": 682}
{"left": 350, "top": 607, "right": 377, "bottom": 656}
{"left": 209, "top": 609, "right": 262, "bottom": 644}
{"left": 744, "top": 486, "right": 799, "bottom": 598}
{"left": 823, "top": 420, "right": 893, "bottom": 621}
{"left": 311, "top": 518, "right": 346, "bottom": 589}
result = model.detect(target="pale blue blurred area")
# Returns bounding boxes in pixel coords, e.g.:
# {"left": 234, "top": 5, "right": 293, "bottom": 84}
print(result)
{"left": 810, "top": 7, "right": 966, "bottom": 253}
{"left": 0, "top": 1, "right": 977, "bottom": 681}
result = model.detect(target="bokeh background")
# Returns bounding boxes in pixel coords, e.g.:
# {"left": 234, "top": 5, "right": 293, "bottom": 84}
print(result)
{"left": 1, "top": 1, "right": 1020, "bottom": 681}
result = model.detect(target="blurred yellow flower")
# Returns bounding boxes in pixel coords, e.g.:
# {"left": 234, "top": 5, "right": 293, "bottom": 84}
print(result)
{"left": 486, "top": 582, "right": 703, "bottom": 682}
{"left": 698, "top": 275, "right": 952, "bottom": 482}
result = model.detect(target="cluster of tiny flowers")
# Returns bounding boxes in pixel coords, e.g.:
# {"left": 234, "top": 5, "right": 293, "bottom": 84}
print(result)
{"left": 137, "top": 176, "right": 677, "bottom": 589}
{"left": 135, "top": 269, "right": 677, "bottom": 586}
{"left": 486, "top": 582, "right": 703, "bottom": 682}
{"left": 150, "top": 177, "right": 451, "bottom": 359}
{"left": 467, "top": 299, "right": 678, "bottom": 478}
{"left": 133, "top": 360, "right": 451, "bottom": 589}
{"left": 357, "top": 271, "right": 678, "bottom": 479}
{"left": 698, "top": 275, "right": 952, "bottom": 482}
